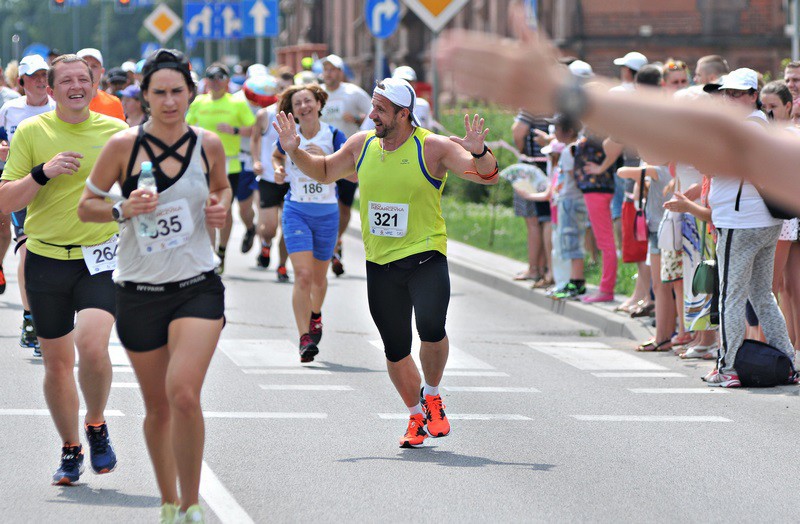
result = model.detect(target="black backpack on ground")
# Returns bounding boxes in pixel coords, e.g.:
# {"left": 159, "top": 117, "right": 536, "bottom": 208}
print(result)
{"left": 734, "top": 339, "right": 796, "bottom": 387}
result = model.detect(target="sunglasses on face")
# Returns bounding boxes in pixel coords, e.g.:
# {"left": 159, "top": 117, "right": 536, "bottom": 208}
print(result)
{"left": 722, "top": 90, "right": 750, "bottom": 98}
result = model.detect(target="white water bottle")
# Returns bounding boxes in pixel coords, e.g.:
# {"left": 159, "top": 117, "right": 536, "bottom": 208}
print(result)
{"left": 136, "top": 161, "right": 157, "bottom": 237}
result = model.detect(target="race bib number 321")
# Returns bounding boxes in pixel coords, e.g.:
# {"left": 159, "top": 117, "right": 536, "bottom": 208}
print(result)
{"left": 368, "top": 201, "right": 408, "bottom": 237}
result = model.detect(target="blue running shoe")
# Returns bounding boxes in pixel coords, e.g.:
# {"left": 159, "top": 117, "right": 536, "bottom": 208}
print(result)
{"left": 52, "top": 444, "right": 84, "bottom": 485}
{"left": 85, "top": 422, "right": 117, "bottom": 474}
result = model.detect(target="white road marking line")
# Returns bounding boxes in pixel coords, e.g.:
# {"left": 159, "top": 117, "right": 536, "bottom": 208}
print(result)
{"left": 112, "top": 366, "right": 134, "bottom": 373}
{"left": 243, "top": 368, "right": 332, "bottom": 375}
{"left": 443, "top": 386, "right": 540, "bottom": 393}
{"left": 377, "top": 413, "right": 532, "bottom": 421}
{"left": 592, "top": 372, "right": 687, "bottom": 378}
{"left": 219, "top": 339, "right": 328, "bottom": 368}
{"left": 527, "top": 342, "right": 667, "bottom": 371}
{"left": 259, "top": 385, "right": 354, "bottom": 391}
{"left": 0, "top": 409, "right": 125, "bottom": 416}
{"left": 369, "top": 339, "right": 494, "bottom": 370}
{"left": 200, "top": 461, "right": 255, "bottom": 524}
{"left": 572, "top": 415, "right": 732, "bottom": 422}
{"left": 628, "top": 388, "right": 730, "bottom": 394}
{"left": 111, "top": 382, "right": 140, "bottom": 388}
{"left": 204, "top": 412, "right": 327, "bottom": 419}
{"left": 446, "top": 371, "right": 510, "bottom": 377}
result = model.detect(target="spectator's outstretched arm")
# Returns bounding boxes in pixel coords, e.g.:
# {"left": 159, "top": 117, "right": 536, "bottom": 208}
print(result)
{"left": 436, "top": 7, "right": 800, "bottom": 213}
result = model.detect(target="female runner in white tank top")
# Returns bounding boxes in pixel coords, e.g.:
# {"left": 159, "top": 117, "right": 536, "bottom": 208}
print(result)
{"left": 78, "top": 49, "right": 229, "bottom": 524}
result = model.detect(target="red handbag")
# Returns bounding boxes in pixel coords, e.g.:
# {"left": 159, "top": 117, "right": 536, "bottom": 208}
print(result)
{"left": 621, "top": 168, "right": 648, "bottom": 263}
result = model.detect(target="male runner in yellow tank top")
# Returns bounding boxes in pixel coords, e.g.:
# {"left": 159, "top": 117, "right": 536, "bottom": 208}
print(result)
{"left": 273, "top": 77, "right": 499, "bottom": 447}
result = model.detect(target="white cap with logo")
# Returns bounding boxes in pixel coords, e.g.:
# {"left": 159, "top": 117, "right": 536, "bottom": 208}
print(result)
{"left": 19, "top": 54, "right": 49, "bottom": 76}
{"left": 373, "top": 78, "right": 421, "bottom": 127}
{"left": 613, "top": 51, "right": 647, "bottom": 72}
{"left": 77, "top": 48, "right": 103, "bottom": 66}
{"left": 322, "top": 54, "right": 345, "bottom": 70}
{"left": 717, "top": 68, "right": 759, "bottom": 91}
{"left": 568, "top": 60, "right": 594, "bottom": 79}
{"left": 392, "top": 66, "right": 417, "bottom": 83}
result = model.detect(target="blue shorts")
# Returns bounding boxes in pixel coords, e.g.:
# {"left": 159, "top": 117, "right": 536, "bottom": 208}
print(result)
{"left": 557, "top": 197, "right": 587, "bottom": 260}
{"left": 282, "top": 205, "right": 339, "bottom": 261}
{"left": 236, "top": 170, "right": 258, "bottom": 201}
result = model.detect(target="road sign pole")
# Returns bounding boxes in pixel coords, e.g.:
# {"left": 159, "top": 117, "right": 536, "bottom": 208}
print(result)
{"left": 256, "top": 36, "right": 264, "bottom": 65}
{"left": 374, "top": 38, "right": 384, "bottom": 83}
{"left": 72, "top": 4, "right": 79, "bottom": 53}
{"left": 204, "top": 40, "right": 212, "bottom": 68}
{"left": 431, "top": 30, "right": 439, "bottom": 123}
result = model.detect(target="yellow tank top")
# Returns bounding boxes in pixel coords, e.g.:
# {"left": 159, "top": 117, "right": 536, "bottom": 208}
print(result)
{"left": 356, "top": 127, "right": 447, "bottom": 264}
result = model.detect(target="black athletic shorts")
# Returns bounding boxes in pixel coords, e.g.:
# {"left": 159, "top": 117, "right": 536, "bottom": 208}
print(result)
{"left": 116, "top": 271, "right": 225, "bottom": 352}
{"left": 227, "top": 171, "right": 240, "bottom": 203}
{"left": 366, "top": 250, "right": 450, "bottom": 363}
{"left": 336, "top": 179, "right": 358, "bottom": 207}
{"left": 11, "top": 208, "right": 26, "bottom": 240}
{"left": 25, "top": 250, "right": 116, "bottom": 339}
{"left": 258, "top": 179, "right": 289, "bottom": 209}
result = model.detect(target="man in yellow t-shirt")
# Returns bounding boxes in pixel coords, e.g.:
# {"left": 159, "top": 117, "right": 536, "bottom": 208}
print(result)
{"left": 273, "top": 78, "right": 499, "bottom": 448}
{"left": 0, "top": 54, "right": 127, "bottom": 486}
{"left": 186, "top": 63, "right": 255, "bottom": 273}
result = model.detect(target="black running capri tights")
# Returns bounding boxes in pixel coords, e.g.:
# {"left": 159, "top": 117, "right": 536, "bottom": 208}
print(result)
{"left": 366, "top": 250, "right": 450, "bottom": 362}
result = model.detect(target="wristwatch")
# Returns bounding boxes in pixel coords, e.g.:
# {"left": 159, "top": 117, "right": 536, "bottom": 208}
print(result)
{"left": 554, "top": 79, "right": 589, "bottom": 122}
{"left": 111, "top": 201, "right": 126, "bottom": 223}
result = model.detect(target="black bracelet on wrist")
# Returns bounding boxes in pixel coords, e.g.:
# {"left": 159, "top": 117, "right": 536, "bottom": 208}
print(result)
{"left": 30, "top": 163, "right": 48, "bottom": 186}
{"left": 472, "top": 145, "right": 489, "bottom": 159}
{"left": 233, "top": 127, "right": 240, "bottom": 135}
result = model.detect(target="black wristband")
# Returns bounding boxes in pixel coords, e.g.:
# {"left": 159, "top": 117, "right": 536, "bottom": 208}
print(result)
{"left": 233, "top": 127, "right": 240, "bottom": 135}
{"left": 472, "top": 145, "right": 489, "bottom": 159}
{"left": 30, "top": 163, "right": 48, "bottom": 186}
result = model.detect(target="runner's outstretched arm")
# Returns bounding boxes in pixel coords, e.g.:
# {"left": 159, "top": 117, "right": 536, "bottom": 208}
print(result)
{"left": 272, "top": 111, "right": 361, "bottom": 185}
{"left": 435, "top": 6, "right": 800, "bottom": 213}
{"left": 429, "top": 113, "right": 499, "bottom": 185}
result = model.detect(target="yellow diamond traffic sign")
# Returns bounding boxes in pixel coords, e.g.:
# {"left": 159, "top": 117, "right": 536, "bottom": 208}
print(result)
{"left": 403, "top": 0, "right": 469, "bottom": 32}
{"left": 144, "top": 4, "right": 182, "bottom": 44}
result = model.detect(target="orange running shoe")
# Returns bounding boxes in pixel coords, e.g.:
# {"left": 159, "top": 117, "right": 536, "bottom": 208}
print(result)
{"left": 422, "top": 393, "right": 451, "bottom": 437}
{"left": 399, "top": 413, "right": 428, "bottom": 448}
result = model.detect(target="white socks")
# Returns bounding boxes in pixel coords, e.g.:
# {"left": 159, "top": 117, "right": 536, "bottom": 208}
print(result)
{"left": 408, "top": 403, "right": 423, "bottom": 416}
{"left": 423, "top": 382, "right": 439, "bottom": 397}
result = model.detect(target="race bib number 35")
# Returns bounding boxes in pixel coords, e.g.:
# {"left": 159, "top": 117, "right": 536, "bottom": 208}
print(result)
{"left": 368, "top": 201, "right": 409, "bottom": 237}
{"left": 135, "top": 198, "right": 195, "bottom": 256}
{"left": 82, "top": 235, "right": 118, "bottom": 275}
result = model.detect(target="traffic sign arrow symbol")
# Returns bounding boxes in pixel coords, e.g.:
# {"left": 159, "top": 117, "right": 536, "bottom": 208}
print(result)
{"left": 249, "top": 0, "right": 270, "bottom": 35}
{"left": 222, "top": 5, "right": 242, "bottom": 36}
{"left": 372, "top": 0, "right": 398, "bottom": 34}
{"left": 187, "top": 5, "right": 212, "bottom": 37}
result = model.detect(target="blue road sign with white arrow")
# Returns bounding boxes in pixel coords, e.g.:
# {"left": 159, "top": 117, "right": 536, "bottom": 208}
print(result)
{"left": 241, "top": 0, "right": 279, "bottom": 37}
{"left": 184, "top": 2, "right": 242, "bottom": 41}
{"left": 365, "top": 0, "right": 400, "bottom": 39}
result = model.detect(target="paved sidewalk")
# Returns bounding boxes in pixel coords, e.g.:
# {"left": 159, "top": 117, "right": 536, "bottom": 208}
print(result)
{"left": 346, "top": 215, "right": 654, "bottom": 343}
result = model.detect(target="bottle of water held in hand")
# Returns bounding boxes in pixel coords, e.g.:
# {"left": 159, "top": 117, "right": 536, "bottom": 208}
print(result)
{"left": 136, "top": 161, "right": 157, "bottom": 237}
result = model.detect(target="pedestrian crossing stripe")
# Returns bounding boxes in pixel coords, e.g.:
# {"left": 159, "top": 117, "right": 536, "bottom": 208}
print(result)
{"left": 377, "top": 413, "right": 532, "bottom": 420}
{"left": 368, "top": 340, "right": 495, "bottom": 370}
{"left": 526, "top": 341, "right": 668, "bottom": 371}
{"left": 627, "top": 388, "right": 731, "bottom": 394}
{"left": 219, "top": 339, "right": 330, "bottom": 368}
{"left": 572, "top": 415, "right": 731, "bottom": 422}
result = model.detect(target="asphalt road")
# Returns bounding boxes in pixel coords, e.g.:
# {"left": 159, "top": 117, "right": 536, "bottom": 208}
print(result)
{"left": 0, "top": 224, "right": 797, "bottom": 523}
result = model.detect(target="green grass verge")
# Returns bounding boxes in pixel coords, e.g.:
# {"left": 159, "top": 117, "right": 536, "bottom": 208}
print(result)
{"left": 438, "top": 196, "right": 638, "bottom": 296}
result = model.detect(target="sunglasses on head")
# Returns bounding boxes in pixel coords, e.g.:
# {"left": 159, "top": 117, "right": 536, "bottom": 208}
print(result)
{"left": 665, "top": 60, "right": 688, "bottom": 71}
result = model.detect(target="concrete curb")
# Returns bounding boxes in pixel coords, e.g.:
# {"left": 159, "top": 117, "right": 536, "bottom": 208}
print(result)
{"left": 346, "top": 217, "right": 654, "bottom": 343}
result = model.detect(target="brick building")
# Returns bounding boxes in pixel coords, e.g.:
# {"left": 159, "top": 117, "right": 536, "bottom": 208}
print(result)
{"left": 277, "top": 0, "right": 794, "bottom": 90}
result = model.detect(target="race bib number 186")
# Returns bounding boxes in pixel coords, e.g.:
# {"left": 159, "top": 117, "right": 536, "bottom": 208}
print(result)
{"left": 368, "top": 201, "right": 408, "bottom": 237}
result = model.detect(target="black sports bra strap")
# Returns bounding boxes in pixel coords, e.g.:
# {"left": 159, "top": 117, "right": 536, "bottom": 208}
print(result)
{"left": 125, "top": 125, "right": 148, "bottom": 179}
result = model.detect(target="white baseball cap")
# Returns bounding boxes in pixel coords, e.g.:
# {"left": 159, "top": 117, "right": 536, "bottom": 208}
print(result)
{"left": 717, "top": 68, "right": 759, "bottom": 91}
{"left": 77, "top": 47, "right": 103, "bottom": 66}
{"left": 121, "top": 60, "right": 136, "bottom": 73}
{"left": 613, "top": 51, "right": 647, "bottom": 72}
{"left": 246, "top": 63, "right": 269, "bottom": 79}
{"left": 322, "top": 54, "right": 344, "bottom": 70}
{"left": 374, "top": 78, "right": 421, "bottom": 127}
{"left": 392, "top": 65, "right": 417, "bottom": 82}
{"left": 18, "top": 54, "right": 49, "bottom": 76}
{"left": 568, "top": 60, "right": 594, "bottom": 79}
